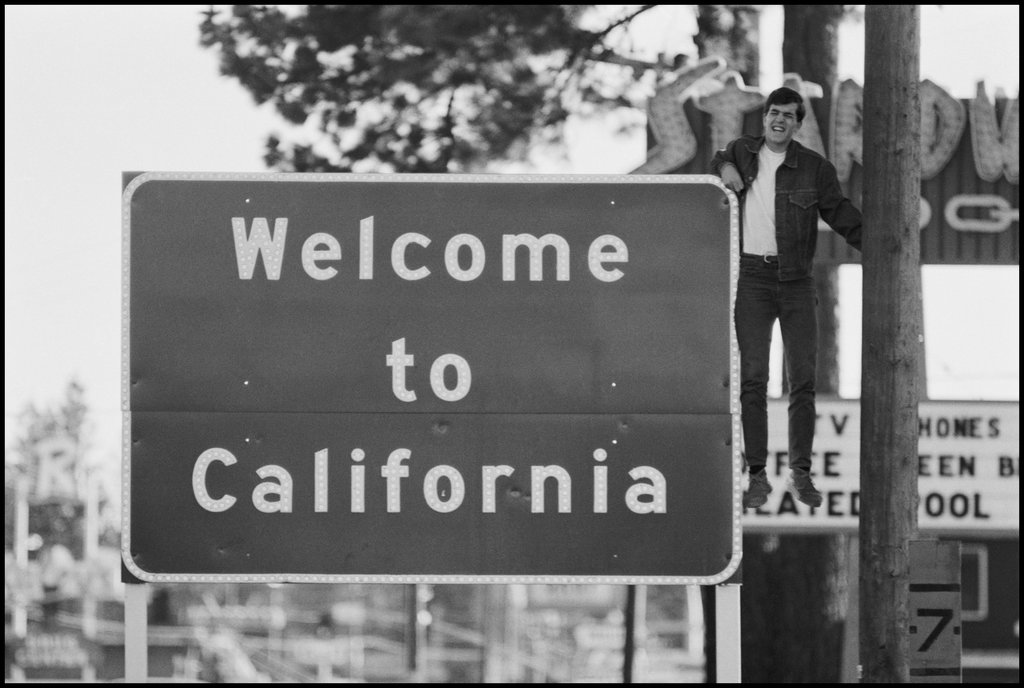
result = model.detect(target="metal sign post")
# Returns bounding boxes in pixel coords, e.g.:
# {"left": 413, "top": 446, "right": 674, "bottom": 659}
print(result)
{"left": 124, "top": 581, "right": 148, "bottom": 682}
{"left": 716, "top": 584, "right": 741, "bottom": 683}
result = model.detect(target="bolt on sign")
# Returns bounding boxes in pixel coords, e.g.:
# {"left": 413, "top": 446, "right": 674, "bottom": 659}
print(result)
{"left": 122, "top": 172, "right": 742, "bottom": 584}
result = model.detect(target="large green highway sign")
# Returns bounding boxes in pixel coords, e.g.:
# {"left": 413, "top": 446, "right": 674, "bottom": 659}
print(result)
{"left": 122, "top": 172, "right": 741, "bottom": 584}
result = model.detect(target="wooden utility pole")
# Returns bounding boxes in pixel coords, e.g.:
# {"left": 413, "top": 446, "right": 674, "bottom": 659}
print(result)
{"left": 859, "top": 5, "right": 921, "bottom": 683}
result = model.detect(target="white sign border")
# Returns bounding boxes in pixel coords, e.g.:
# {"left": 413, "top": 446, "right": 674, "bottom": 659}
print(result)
{"left": 120, "top": 171, "right": 743, "bottom": 585}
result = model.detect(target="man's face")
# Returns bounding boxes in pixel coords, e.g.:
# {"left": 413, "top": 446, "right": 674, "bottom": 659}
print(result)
{"left": 763, "top": 101, "right": 802, "bottom": 151}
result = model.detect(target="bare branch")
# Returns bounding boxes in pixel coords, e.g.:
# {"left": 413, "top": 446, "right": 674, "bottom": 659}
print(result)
{"left": 595, "top": 4, "right": 658, "bottom": 39}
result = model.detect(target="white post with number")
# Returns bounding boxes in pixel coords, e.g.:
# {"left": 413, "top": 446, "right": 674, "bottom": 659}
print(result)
{"left": 909, "top": 539, "right": 962, "bottom": 683}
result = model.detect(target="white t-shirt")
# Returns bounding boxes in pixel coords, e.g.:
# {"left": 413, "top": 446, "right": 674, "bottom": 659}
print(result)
{"left": 742, "top": 145, "right": 787, "bottom": 256}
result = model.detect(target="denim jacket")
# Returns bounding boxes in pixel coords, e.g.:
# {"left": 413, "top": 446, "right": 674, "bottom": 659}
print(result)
{"left": 711, "top": 135, "right": 862, "bottom": 281}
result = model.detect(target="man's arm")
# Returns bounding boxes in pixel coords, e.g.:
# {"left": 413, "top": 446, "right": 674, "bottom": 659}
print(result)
{"left": 711, "top": 140, "right": 744, "bottom": 192}
{"left": 817, "top": 160, "right": 863, "bottom": 250}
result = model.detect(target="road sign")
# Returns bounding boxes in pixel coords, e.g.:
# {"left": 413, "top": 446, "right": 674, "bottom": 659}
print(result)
{"left": 122, "top": 172, "right": 741, "bottom": 584}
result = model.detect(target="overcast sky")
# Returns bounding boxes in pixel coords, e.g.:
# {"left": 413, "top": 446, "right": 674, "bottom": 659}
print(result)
{"left": 4, "top": 5, "right": 1020, "bottom": 477}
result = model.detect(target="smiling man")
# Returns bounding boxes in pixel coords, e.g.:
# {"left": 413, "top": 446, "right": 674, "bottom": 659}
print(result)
{"left": 710, "top": 86, "right": 863, "bottom": 510}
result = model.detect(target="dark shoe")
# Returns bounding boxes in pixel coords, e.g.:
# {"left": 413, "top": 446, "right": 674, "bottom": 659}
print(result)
{"left": 743, "top": 471, "right": 772, "bottom": 509}
{"left": 789, "top": 468, "right": 823, "bottom": 507}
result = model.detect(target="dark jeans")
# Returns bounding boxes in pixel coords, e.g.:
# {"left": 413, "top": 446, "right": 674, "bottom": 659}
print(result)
{"left": 735, "top": 254, "right": 818, "bottom": 472}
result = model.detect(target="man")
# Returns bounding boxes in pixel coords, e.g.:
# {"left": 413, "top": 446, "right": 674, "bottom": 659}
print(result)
{"left": 711, "top": 86, "right": 862, "bottom": 509}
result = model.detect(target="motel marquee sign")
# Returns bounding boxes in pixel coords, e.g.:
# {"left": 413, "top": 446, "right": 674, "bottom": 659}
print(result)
{"left": 122, "top": 173, "right": 741, "bottom": 584}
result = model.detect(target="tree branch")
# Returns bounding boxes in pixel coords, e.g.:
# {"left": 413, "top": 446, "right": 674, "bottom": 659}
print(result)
{"left": 595, "top": 4, "right": 658, "bottom": 40}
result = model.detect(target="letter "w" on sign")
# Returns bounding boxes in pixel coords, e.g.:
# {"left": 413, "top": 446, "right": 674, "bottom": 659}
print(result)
{"left": 232, "top": 217, "right": 288, "bottom": 280}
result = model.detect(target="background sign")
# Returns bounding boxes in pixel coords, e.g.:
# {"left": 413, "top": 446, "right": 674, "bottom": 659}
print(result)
{"left": 123, "top": 173, "right": 741, "bottom": 583}
{"left": 650, "top": 65, "right": 1020, "bottom": 266}
{"left": 743, "top": 399, "right": 1019, "bottom": 535}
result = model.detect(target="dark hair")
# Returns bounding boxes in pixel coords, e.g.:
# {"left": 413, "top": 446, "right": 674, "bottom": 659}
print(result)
{"left": 764, "top": 86, "right": 805, "bottom": 122}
